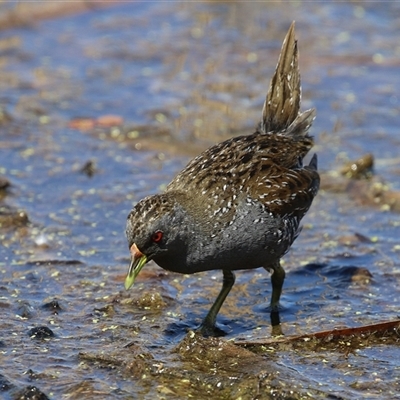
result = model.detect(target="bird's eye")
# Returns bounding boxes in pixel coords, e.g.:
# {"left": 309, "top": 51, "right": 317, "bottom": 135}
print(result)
{"left": 151, "top": 231, "right": 163, "bottom": 243}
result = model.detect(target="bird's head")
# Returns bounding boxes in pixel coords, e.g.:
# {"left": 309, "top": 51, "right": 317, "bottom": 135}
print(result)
{"left": 124, "top": 193, "right": 181, "bottom": 290}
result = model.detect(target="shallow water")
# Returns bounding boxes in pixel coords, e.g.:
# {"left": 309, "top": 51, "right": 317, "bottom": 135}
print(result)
{"left": 0, "top": 2, "right": 399, "bottom": 399}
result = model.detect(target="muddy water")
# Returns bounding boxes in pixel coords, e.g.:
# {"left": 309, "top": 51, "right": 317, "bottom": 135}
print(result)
{"left": 0, "top": 2, "right": 399, "bottom": 399}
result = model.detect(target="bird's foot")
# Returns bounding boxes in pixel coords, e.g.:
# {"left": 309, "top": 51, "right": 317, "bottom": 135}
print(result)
{"left": 197, "top": 322, "right": 226, "bottom": 337}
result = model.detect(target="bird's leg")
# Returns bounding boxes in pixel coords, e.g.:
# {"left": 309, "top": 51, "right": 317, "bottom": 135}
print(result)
{"left": 269, "top": 261, "right": 286, "bottom": 311}
{"left": 198, "top": 269, "right": 235, "bottom": 337}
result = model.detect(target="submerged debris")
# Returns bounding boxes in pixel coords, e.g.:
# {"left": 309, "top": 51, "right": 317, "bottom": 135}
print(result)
{"left": 133, "top": 291, "right": 167, "bottom": 310}
{"left": 341, "top": 153, "right": 374, "bottom": 179}
{"left": 0, "top": 175, "right": 11, "bottom": 191}
{"left": 79, "top": 159, "right": 97, "bottom": 177}
{"left": 0, "top": 207, "right": 29, "bottom": 229}
{"left": 321, "top": 153, "right": 400, "bottom": 212}
{"left": 347, "top": 179, "right": 400, "bottom": 211}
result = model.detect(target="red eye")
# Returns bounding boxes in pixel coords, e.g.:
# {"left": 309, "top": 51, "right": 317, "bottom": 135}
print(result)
{"left": 151, "top": 231, "right": 163, "bottom": 243}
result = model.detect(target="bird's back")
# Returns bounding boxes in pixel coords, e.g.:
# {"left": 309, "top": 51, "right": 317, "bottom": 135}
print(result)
{"left": 168, "top": 22, "right": 319, "bottom": 234}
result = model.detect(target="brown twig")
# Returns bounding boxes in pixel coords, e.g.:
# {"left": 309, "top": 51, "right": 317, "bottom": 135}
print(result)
{"left": 235, "top": 319, "right": 400, "bottom": 347}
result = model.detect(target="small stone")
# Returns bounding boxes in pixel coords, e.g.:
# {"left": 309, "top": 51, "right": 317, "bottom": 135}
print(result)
{"left": 0, "top": 373, "right": 13, "bottom": 392}
{"left": 15, "top": 385, "right": 49, "bottom": 400}
{"left": 17, "top": 301, "right": 35, "bottom": 319}
{"left": 27, "top": 326, "right": 54, "bottom": 340}
{"left": 41, "top": 300, "right": 62, "bottom": 314}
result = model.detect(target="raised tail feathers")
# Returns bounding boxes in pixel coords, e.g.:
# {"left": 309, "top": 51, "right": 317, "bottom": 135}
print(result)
{"left": 260, "top": 21, "right": 315, "bottom": 139}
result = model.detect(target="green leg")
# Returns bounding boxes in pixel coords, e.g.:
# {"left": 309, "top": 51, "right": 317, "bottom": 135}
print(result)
{"left": 199, "top": 269, "right": 235, "bottom": 336}
{"left": 268, "top": 261, "right": 286, "bottom": 311}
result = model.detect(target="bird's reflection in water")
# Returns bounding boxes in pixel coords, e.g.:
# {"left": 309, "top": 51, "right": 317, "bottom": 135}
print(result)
{"left": 270, "top": 311, "right": 283, "bottom": 337}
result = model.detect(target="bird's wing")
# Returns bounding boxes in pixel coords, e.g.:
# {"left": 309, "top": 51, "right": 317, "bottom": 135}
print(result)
{"left": 247, "top": 156, "right": 319, "bottom": 217}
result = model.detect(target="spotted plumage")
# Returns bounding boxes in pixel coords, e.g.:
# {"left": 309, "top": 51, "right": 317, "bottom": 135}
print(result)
{"left": 124, "top": 22, "right": 320, "bottom": 336}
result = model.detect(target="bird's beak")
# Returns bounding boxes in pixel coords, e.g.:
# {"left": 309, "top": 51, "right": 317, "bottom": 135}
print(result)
{"left": 124, "top": 243, "right": 147, "bottom": 290}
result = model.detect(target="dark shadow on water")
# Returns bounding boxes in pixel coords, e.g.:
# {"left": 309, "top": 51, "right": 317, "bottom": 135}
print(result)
{"left": 164, "top": 317, "right": 232, "bottom": 339}
{"left": 163, "top": 320, "right": 197, "bottom": 341}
